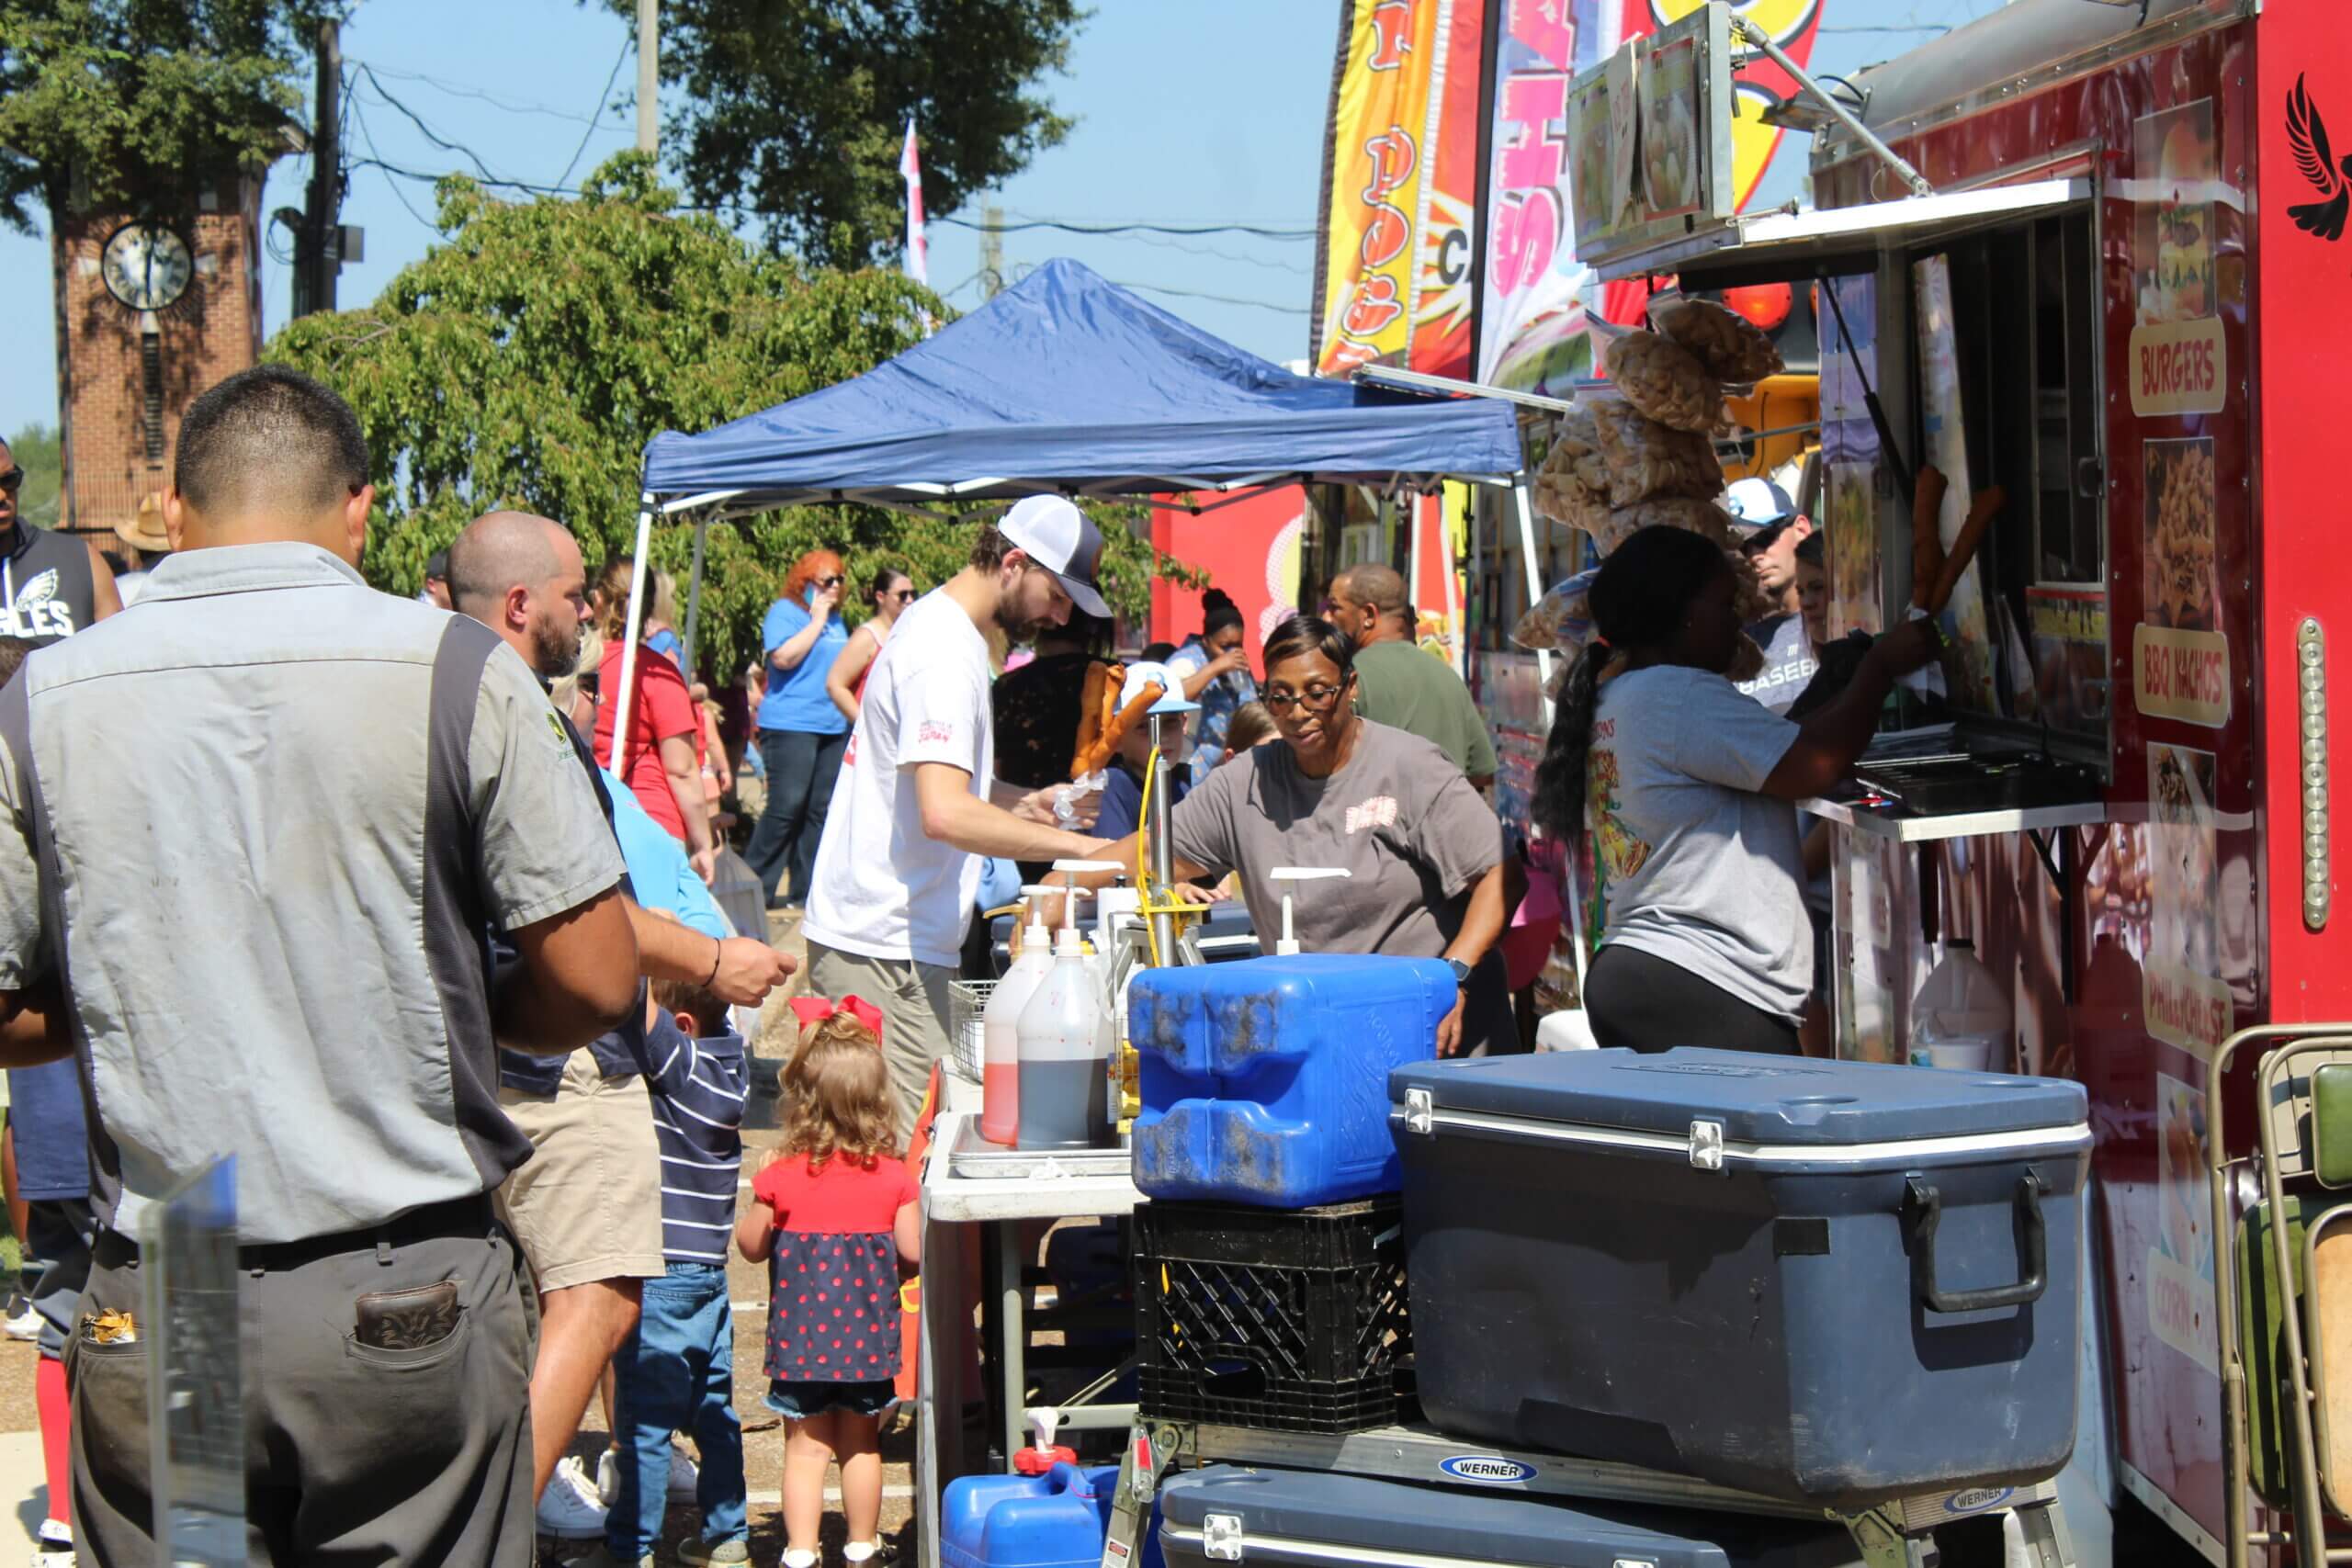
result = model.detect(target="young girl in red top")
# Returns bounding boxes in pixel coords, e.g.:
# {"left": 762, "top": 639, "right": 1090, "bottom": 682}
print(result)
{"left": 736, "top": 1001, "right": 922, "bottom": 1568}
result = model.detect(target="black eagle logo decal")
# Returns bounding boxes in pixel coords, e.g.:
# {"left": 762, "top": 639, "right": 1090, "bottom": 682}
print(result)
{"left": 2289, "top": 73, "right": 2352, "bottom": 242}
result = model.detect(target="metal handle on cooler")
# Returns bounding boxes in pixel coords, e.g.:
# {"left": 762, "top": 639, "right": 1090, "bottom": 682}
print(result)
{"left": 1904, "top": 1172, "right": 2047, "bottom": 1314}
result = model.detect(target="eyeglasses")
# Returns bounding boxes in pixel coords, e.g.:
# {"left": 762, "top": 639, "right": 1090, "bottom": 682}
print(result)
{"left": 0, "top": 468, "right": 22, "bottom": 492}
{"left": 1262, "top": 682, "right": 1347, "bottom": 714}
{"left": 889, "top": 588, "right": 916, "bottom": 603}
{"left": 814, "top": 574, "right": 845, "bottom": 589}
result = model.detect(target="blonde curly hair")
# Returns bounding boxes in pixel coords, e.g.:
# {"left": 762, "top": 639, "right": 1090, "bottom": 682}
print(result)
{"left": 775, "top": 1012, "right": 899, "bottom": 1174}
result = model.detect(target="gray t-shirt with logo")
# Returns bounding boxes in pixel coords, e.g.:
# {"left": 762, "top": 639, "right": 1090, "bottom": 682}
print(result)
{"left": 1589, "top": 665, "right": 1808, "bottom": 1019}
{"left": 1734, "top": 613, "right": 1819, "bottom": 716}
{"left": 1169, "top": 719, "right": 1511, "bottom": 1052}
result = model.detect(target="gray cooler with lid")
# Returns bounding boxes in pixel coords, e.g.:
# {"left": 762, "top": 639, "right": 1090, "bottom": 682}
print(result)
{"left": 1388, "top": 1048, "right": 2089, "bottom": 1508}
{"left": 1156, "top": 1465, "right": 1858, "bottom": 1567}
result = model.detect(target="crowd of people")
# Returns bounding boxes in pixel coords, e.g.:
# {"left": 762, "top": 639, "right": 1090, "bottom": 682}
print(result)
{"left": 0, "top": 355, "right": 1905, "bottom": 1566}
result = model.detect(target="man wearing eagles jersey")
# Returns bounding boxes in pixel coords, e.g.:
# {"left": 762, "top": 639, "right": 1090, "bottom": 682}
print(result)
{"left": 0, "top": 438, "right": 121, "bottom": 645}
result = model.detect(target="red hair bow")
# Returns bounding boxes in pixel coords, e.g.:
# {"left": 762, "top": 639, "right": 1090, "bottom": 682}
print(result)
{"left": 787, "top": 994, "right": 886, "bottom": 1042}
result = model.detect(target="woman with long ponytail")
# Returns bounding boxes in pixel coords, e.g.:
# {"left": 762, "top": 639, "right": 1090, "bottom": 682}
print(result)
{"left": 1530, "top": 525, "right": 1938, "bottom": 1054}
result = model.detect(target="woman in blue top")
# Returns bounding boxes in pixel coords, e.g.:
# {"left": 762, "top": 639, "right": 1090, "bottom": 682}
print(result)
{"left": 1165, "top": 588, "right": 1257, "bottom": 786}
{"left": 745, "top": 548, "right": 852, "bottom": 909}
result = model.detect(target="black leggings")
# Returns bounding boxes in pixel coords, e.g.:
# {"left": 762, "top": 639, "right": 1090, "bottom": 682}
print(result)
{"left": 1584, "top": 945, "right": 1802, "bottom": 1055}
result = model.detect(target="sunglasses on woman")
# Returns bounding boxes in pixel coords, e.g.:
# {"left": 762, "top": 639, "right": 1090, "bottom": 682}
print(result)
{"left": 1262, "top": 682, "right": 1347, "bottom": 714}
{"left": 888, "top": 588, "right": 916, "bottom": 603}
{"left": 814, "top": 574, "right": 845, "bottom": 589}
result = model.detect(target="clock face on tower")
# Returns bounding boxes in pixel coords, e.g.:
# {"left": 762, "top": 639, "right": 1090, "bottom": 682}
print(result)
{"left": 98, "top": 221, "right": 194, "bottom": 311}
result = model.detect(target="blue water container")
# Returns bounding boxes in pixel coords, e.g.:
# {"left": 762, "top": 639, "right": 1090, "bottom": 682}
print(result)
{"left": 1129, "top": 953, "right": 1453, "bottom": 1206}
{"left": 942, "top": 1462, "right": 1159, "bottom": 1568}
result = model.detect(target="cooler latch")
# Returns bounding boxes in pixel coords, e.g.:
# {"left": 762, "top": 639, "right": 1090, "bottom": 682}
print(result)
{"left": 1403, "top": 1087, "right": 1435, "bottom": 1136}
{"left": 1203, "top": 1512, "right": 1244, "bottom": 1561}
{"left": 1688, "top": 1119, "right": 1725, "bottom": 1171}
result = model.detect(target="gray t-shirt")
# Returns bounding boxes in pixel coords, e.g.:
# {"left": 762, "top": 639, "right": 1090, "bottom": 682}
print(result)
{"left": 1589, "top": 665, "right": 1808, "bottom": 1019}
{"left": 1734, "top": 613, "right": 1819, "bottom": 716}
{"left": 1169, "top": 720, "right": 1512, "bottom": 1051}
{"left": 0, "top": 543, "right": 625, "bottom": 1245}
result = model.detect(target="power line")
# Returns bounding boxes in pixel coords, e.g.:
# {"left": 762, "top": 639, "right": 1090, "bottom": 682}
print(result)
{"left": 1108, "top": 279, "right": 1305, "bottom": 314}
{"left": 937, "top": 214, "right": 1315, "bottom": 241}
{"left": 554, "top": 32, "right": 634, "bottom": 188}
{"left": 1118, "top": 232, "right": 1312, "bottom": 275}
{"left": 352, "top": 62, "right": 613, "bottom": 128}
{"left": 1005, "top": 206, "right": 1315, "bottom": 231}
{"left": 348, "top": 102, "right": 445, "bottom": 231}
{"left": 353, "top": 64, "right": 531, "bottom": 188}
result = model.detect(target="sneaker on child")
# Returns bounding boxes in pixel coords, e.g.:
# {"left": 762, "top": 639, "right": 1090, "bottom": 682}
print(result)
{"left": 30, "top": 1518, "right": 72, "bottom": 1568}
{"left": 596, "top": 1441, "right": 699, "bottom": 1506}
{"left": 569, "top": 1548, "right": 651, "bottom": 1568}
{"left": 534, "top": 1454, "right": 608, "bottom": 1540}
{"left": 678, "top": 1536, "right": 751, "bottom": 1566}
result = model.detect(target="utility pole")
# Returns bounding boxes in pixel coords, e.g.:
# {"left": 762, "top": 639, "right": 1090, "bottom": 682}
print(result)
{"left": 979, "top": 199, "right": 1004, "bottom": 299}
{"left": 636, "top": 0, "right": 658, "bottom": 154}
{"left": 294, "top": 17, "right": 342, "bottom": 318}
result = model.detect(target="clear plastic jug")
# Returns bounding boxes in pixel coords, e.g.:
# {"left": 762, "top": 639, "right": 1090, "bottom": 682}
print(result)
{"left": 1910, "top": 939, "right": 2013, "bottom": 1072}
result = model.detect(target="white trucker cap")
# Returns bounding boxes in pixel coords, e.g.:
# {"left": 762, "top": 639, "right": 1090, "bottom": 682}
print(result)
{"left": 999, "top": 495, "right": 1111, "bottom": 618}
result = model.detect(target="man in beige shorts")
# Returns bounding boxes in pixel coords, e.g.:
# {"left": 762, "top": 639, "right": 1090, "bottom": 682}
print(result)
{"left": 454, "top": 510, "right": 797, "bottom": 1539}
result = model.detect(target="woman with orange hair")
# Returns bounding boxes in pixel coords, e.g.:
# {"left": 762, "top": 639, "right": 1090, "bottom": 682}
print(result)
{"left": 747, "top": 548, "right": 852, "bottom": 909}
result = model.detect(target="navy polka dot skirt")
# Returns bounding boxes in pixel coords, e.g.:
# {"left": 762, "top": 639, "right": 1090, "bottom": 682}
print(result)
{"left": 763, "top": 1231, "right": 901, "bottom": 1382}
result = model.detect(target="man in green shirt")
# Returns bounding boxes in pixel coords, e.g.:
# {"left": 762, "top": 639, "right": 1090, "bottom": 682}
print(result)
{"left": 1328, "top": 563, "right": 1497, "bottom": 791}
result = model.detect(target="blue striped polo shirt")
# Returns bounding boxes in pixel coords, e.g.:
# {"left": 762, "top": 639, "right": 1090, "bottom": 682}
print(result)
{"left": 642, "top": 1010, "right": 749, "bottom": 1265}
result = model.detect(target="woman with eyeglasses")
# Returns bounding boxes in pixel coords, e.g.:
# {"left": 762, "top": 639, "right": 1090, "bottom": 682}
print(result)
{"left": 1069, "top": 614, "right": 1514, "bottom": 1057}
{"left": 825, "top": 566, "right": 916, "bottom": 725}
{"left": 746, "top": 548, "right": 854, "bottom": 910}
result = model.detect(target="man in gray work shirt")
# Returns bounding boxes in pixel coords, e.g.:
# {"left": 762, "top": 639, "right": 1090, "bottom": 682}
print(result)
{"left": 0, "top": 367, "right": 641, "bottom": 1565}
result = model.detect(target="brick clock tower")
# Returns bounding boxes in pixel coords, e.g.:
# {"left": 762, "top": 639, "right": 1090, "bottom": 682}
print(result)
{"left": 49, "top": 181, "right": 265, "bottom": 542}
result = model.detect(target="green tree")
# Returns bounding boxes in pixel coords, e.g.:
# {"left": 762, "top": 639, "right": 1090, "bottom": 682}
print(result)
{"left": 609, "top": 0, "right": 1080, "bottom": 267}
{"left": 0, "top": 1, "right": 328, "bottom": 231}
{"left": 266, "top": 152, "right": 1184, "bottom": 676}
{"left": 4, "top": 422, "right": 61, "bottom": 529}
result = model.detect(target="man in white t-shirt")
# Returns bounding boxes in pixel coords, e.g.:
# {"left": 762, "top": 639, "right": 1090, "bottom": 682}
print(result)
{"left": 803, "top": 496, "right": 1113, "bottom": 1121}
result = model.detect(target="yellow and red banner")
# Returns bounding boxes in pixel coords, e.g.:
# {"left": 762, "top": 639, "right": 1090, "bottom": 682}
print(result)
{"left": 1312, "top": 0, "right": 1485, "bottom": 379}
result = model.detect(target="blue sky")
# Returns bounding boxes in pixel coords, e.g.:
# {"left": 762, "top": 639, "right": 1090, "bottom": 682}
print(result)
{"left": 0, "top": 0, "right": 1996, "bottom": 441}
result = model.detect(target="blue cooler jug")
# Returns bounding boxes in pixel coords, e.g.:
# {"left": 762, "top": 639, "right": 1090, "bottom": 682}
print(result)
{"left": 1129, "top": 953, "right": 1453, "bottom": 1206}
{"left": 942, "top": 1462, "right": 1156, "bottom": 1568}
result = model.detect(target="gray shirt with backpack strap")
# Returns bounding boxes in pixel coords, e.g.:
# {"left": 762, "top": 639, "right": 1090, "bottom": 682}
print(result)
{"left": 0, "top": 542, "right": 622, "bottom": 1245}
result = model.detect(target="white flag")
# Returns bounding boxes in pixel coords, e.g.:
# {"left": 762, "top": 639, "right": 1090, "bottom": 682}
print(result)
{"left": 899, "top": 116, "right": 929, "bottom": 285}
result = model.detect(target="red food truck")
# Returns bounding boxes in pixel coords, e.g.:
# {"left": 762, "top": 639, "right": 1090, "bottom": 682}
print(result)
{"left": 1567, "top": 1, "right": 2350, "bottom": 1562}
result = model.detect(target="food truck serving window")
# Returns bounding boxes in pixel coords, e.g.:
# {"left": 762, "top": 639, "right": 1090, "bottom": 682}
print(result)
{"left": 1913, "top": 205, "right": 2109, "bottom": 753}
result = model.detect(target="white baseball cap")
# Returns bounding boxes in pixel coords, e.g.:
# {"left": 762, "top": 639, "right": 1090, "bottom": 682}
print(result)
{"left": 1722, "top": 477, "right": 1800, "bottom": 539}
{"left": 999, "top": 495, "right": 1110, "bottom": 618}
{"left": 1119, "top": 660, "right": 1176, "bottom": 710}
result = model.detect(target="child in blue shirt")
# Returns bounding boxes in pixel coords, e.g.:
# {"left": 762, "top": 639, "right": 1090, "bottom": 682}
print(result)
{"left": 598, "top": 973, "right": 753, "bottom": 1568}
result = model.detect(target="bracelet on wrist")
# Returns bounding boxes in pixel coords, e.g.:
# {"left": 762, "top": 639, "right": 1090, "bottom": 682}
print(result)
{"left": 705, "top": 938, "right": 724, "bottom": 988}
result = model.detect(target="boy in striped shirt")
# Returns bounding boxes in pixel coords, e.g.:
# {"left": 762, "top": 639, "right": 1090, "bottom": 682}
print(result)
{"left": 594, "top": 975, "right": 753, "bottom": 1568}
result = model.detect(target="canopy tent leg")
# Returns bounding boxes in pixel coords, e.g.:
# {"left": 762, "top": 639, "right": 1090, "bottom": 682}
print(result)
{"left": 610, "top": 497, "right": 657, "bottom": 761}
{"left": 1408, "top": 496, "right": 1422, "bottom": 621}
{"left": 1510, "top": 480, "right": 1555, "bottom": 724}
{"left": 681, "top": 513, "right": 710, "bottom": 680}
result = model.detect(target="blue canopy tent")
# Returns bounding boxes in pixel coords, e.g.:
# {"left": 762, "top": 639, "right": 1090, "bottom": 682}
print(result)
{"left": 614, "top": 258, "right": 1540, "bottom": 744}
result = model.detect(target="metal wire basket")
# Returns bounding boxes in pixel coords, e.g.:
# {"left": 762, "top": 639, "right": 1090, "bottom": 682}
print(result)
{"left": 946, "top": 978, "right": 994, "bottom": 1082}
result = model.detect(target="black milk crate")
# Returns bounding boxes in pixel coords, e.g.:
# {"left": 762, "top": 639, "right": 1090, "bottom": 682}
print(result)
{"left": 1133, "top": 1196, "right": 1412, "bottom": 1435}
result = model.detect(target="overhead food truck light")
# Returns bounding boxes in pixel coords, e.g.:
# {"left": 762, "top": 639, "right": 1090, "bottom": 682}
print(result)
{"left": 1723, "top": 282, "right": 1792, "bottom": 333}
